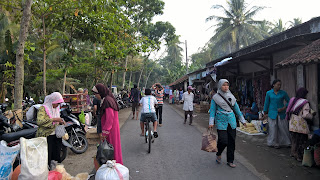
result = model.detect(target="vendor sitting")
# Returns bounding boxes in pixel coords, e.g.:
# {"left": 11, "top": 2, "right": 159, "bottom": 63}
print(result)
{"left": 245, "top": 97, "right": 259, "bottom": 122}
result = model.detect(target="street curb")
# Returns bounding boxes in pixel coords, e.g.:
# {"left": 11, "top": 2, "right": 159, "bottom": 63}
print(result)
{"left": 168, "top": 102, "right": 270, "bottom": 180}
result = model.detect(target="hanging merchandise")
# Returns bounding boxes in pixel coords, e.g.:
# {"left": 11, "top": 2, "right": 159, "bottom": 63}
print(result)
{"left": 0, "top": 141, "right": 20, "bottom": 180}
{"left": 19, "top": 137, "right": 48, "bottom": 180}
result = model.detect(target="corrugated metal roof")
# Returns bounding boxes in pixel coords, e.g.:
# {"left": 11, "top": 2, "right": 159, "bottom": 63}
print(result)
{"left": 276, "top": 39, "right": 320, "bottom": 67}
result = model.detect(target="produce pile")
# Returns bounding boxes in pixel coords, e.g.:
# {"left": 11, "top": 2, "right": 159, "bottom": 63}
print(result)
{"left": 239, "top": 122, "right": 259, "bottom": 134}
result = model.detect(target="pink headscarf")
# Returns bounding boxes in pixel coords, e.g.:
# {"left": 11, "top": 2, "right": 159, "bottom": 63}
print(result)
{"left": 42, "top": 92, "right": 64, "bottom": 119}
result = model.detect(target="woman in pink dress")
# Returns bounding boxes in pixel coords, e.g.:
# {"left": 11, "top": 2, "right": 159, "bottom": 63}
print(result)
{"left": 92, "top": 83, "right": 123, "bottom": 165}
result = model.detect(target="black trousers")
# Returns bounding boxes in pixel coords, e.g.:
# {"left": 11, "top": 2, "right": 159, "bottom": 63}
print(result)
{"left": 156, "top": 104, "right": 163, "bottom": 124}
{"left": 216, "top": 124, "right": 236, "bottom": 163}
{"left": 47, "top": 135, "right": 62, "bottom": 165}
{"left": 184, "top": 111, "right": 193, "bottom": 124}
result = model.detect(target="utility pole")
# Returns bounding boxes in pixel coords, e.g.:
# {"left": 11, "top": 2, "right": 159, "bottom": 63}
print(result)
{"left": 185, "top": 40, "right": 188, "bottom": 74}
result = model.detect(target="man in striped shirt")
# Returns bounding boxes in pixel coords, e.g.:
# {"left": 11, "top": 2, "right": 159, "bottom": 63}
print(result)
{"left": 152, "top": 83, "right": 164, "bottom": 126}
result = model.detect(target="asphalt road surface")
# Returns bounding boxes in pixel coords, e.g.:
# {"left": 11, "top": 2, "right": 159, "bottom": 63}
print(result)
{"left": 121, "top": 105, "right": 260, "bottom": 180}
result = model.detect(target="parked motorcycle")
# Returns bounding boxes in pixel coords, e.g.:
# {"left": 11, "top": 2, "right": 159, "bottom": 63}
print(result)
{"left": 60, "top": 104, "right": 88, "bottom": 154}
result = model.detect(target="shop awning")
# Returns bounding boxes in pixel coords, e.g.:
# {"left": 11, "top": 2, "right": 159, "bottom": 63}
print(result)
{"left": 169, "top": 75, "right": 188, "bottom": 86}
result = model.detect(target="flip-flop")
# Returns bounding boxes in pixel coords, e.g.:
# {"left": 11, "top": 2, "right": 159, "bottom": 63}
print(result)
{"left": 216, "top": 156, "right": 221, "bottom": 164}
{"left": 227, "top": 162, "right": 236, "bottom": 168}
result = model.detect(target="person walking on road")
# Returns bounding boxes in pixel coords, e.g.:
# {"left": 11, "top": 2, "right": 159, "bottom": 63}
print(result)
{"left": 286, "top": 87, "right": 315, "bottom": 161}
{"left": 182, "top": 86, "right": 194, "bottom": 125}
{"left": 152, "top": 83, "right": 164, "bottom": 126}
{"left": 263, "top": 79, "right": 291, "bottom": 149}
{"left": 131, "top": 84, "right": 141, "bottom": 120}
{"left": 208, "top": 79, "right": 247, "bottom": 168}
{"left": 92, "top": 83, "right": 123, "bottom": 165}
{"left": 93, "top": 96, "right": 102, "bottom": 139}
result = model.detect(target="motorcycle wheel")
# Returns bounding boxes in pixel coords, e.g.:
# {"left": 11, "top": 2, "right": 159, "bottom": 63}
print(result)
{"left": 60, "top": 145, "right": 67, "bottom": 162}
{"left": 69, "top": 132, "right": 88, "bottom": 154}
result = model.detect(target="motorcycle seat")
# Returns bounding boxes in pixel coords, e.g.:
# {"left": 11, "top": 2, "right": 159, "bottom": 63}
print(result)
{"left": 1, "top": 128, "right": 37, "bottom": 143}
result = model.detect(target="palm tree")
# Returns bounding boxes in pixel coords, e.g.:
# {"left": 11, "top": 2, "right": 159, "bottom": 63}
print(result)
{"left": 206, "top": 0, "right": 265, "bottom": 52}
{"left": 270, "top": 19, "right": 286, "bottom": 35}
{"left": 287, "top": 18, "right": 302, "bottom": 28}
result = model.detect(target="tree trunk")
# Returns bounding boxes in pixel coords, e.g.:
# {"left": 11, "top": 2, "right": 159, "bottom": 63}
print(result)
{"left": 94, "top": 43, "right": 97, "bottom": 85}
{"left": 137, "top": 65, "right": 144, "bottom": 88}
{"left": 144, "top": 65, "right": 155, "bottom": 88}
{"left": 122, "top": 55, "right": 129, "bottom": 89}
{"left": 42, "top": 16, "right": 47, "bottom": 96}
{"left": 128, "top": 71, "right": 132, "bottom": 89}
{"left": 109, "top": 70, "right": 114, "bottom": 88}
{"left": 62, "top": 69, "right": 67, "bottom": 94}
{"left": 14, "top": 0, "right": 33, "bottom": 110}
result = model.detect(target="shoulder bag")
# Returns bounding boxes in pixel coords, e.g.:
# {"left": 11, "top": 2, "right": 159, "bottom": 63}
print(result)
{"left": 218, "top": 93, "right": 240, "bottom": 127}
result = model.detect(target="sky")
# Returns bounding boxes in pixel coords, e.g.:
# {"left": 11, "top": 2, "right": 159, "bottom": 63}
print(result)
{"left": 151, "top": 0, "right": 320, "bottom": 62}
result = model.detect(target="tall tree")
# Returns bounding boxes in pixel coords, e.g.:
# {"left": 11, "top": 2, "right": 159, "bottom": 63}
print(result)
{"left": 14, "top": 0, "right": 33, "bottom": 109}
{"left": 270, "top": 19, "right": 286, "bottom": 35}
{"left": 287, "top": 18, "right": 302, "bottom": 28}
{"left": 206, "top": 0, "right": 265, "bottom": 52}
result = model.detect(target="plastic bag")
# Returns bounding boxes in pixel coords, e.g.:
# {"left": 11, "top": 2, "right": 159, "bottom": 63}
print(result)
{"left": 201, "top": 130, "right": 217, "bottom": 152}
{"left": 95, "top": 160, "right": 129, "bottom": 180}
{"left": 0, "top": 141, "right": 20, "bottom": 180}
{"left": 96, "top": 141, "right": 114, "bottom": 165}
{"left": 302, "top": 147, "right": 315, "bottom": 167}
{"left": 79, "top": 111, "right": 85, "bottom": 124}
{"left": 19, "top": 137, "right": 48, "bottom": 180}
{"left": 55, "top": 125, "right": 67, "bottom": 138}
{"left": 48, "top": 171, "right": 62, "bottom": 180}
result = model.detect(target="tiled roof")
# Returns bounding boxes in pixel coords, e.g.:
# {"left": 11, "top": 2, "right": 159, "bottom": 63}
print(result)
{"left": 276, "top": 39, "right": 320, "bottom": 67}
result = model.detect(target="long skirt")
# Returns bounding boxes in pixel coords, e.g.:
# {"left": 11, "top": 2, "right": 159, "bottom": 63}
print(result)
{"left": 290, "top": 132, "right": 308, "bottom": 160}
{"left": 267, "top": 116, "right": 291, "bottom": 147}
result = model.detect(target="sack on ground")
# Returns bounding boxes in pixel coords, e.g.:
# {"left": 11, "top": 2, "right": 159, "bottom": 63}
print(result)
{"left": 95, "top": 160, "right": 129, "bottom": 180}
{"left": 314, "top": 143, "right": 320, "bottom": 166}
{"left": 201, "top": 131, "right": 217, "bottom": 152}
{"left": 96, "top": 141, "right": 114, "bottom": 165}
{"left": 19, "top": 137, "right": 48, "bottom": 180}
{"left": 0, "top": 141, "right": 20, "bottom": 180}
{"left": 302, "top": 147, "right": 315, "bottom": 167}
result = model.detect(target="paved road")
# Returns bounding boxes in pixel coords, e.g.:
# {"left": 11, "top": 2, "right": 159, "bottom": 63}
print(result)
{"left": 121, "top": 105, "right": 260, "bottom": 180}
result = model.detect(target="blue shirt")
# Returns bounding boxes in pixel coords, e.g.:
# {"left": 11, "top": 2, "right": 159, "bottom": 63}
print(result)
{"left": 209, "top": 99, "right": 245, "bottom": 130}
{"left": 263, "top": 89, "right": 290, "bottom": 120}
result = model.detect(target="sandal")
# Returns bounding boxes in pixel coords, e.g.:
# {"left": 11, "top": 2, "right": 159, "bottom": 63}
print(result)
{"left": 153, "top": 132, "right": 158, "bottom": 138}
{"left": 216, "top": 156, "right": 221, "bottom": 164}
{"left": 227, "top": 162, "right": 236, "bottom": 168}
{"left": 140, "top": 133, "right": 144, "bottom": 137}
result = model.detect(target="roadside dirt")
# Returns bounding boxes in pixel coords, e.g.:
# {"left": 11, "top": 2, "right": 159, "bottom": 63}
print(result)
{"left": 63, "top": 107, "right": 132, "bottom": 177}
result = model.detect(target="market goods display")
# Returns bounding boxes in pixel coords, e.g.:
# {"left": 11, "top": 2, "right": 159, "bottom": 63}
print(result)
{"left": 239, "top": 123, "right": 259, "bottom": 134}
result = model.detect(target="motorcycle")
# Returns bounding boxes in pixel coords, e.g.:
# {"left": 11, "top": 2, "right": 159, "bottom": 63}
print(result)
{"left": 115, "top": 94, "right": 128, "bottom": 109}
{"left": 60, "top": 104, "right": 88, "bottom": 154}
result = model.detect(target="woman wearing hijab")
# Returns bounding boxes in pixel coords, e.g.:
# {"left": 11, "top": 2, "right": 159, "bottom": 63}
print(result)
{"left": 263, "top": 79, "right": 291, "bottom": 149}
{"left": 92, "top": 83, "right": 123, "bottom": 165}
{"left": 286, "top": 88, "right": 315, "bottom": 161}
{"left": 36, "top": 92, "right": 65, "bottom": 165}
{"left": 208, "top": 79, "right": 247, "bottom": 168}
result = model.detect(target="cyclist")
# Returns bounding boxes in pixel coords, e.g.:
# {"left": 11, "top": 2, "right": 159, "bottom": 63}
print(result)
{"left": 139, "top": 88, "right": 159, "bottom": 138}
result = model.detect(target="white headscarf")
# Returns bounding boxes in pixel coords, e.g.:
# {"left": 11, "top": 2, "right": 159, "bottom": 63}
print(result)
{"left": 42, "top": 92, "right": 64, "bottom": 119}
{"left": 212, "top": 79, "right": 236, "bottom": 112}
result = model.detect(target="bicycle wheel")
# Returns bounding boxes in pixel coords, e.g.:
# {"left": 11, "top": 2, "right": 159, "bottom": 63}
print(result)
{"left": 145, "top": 122, "right": 148, "bottom": 143}
{"left": 148, "top": 123, "right": 151, "bottom": 153}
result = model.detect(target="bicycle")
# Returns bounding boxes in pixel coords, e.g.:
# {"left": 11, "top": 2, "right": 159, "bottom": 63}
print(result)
{"left": 144, "top": 113, "right": 154, "bottom": 153}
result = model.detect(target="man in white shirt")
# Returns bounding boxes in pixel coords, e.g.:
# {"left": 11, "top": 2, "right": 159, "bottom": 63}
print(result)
{"left": 182, "top": 86, "right": 194, "bottom": 125}
{"left": 139, "top": 89, "right": 158, "bottom": 138}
